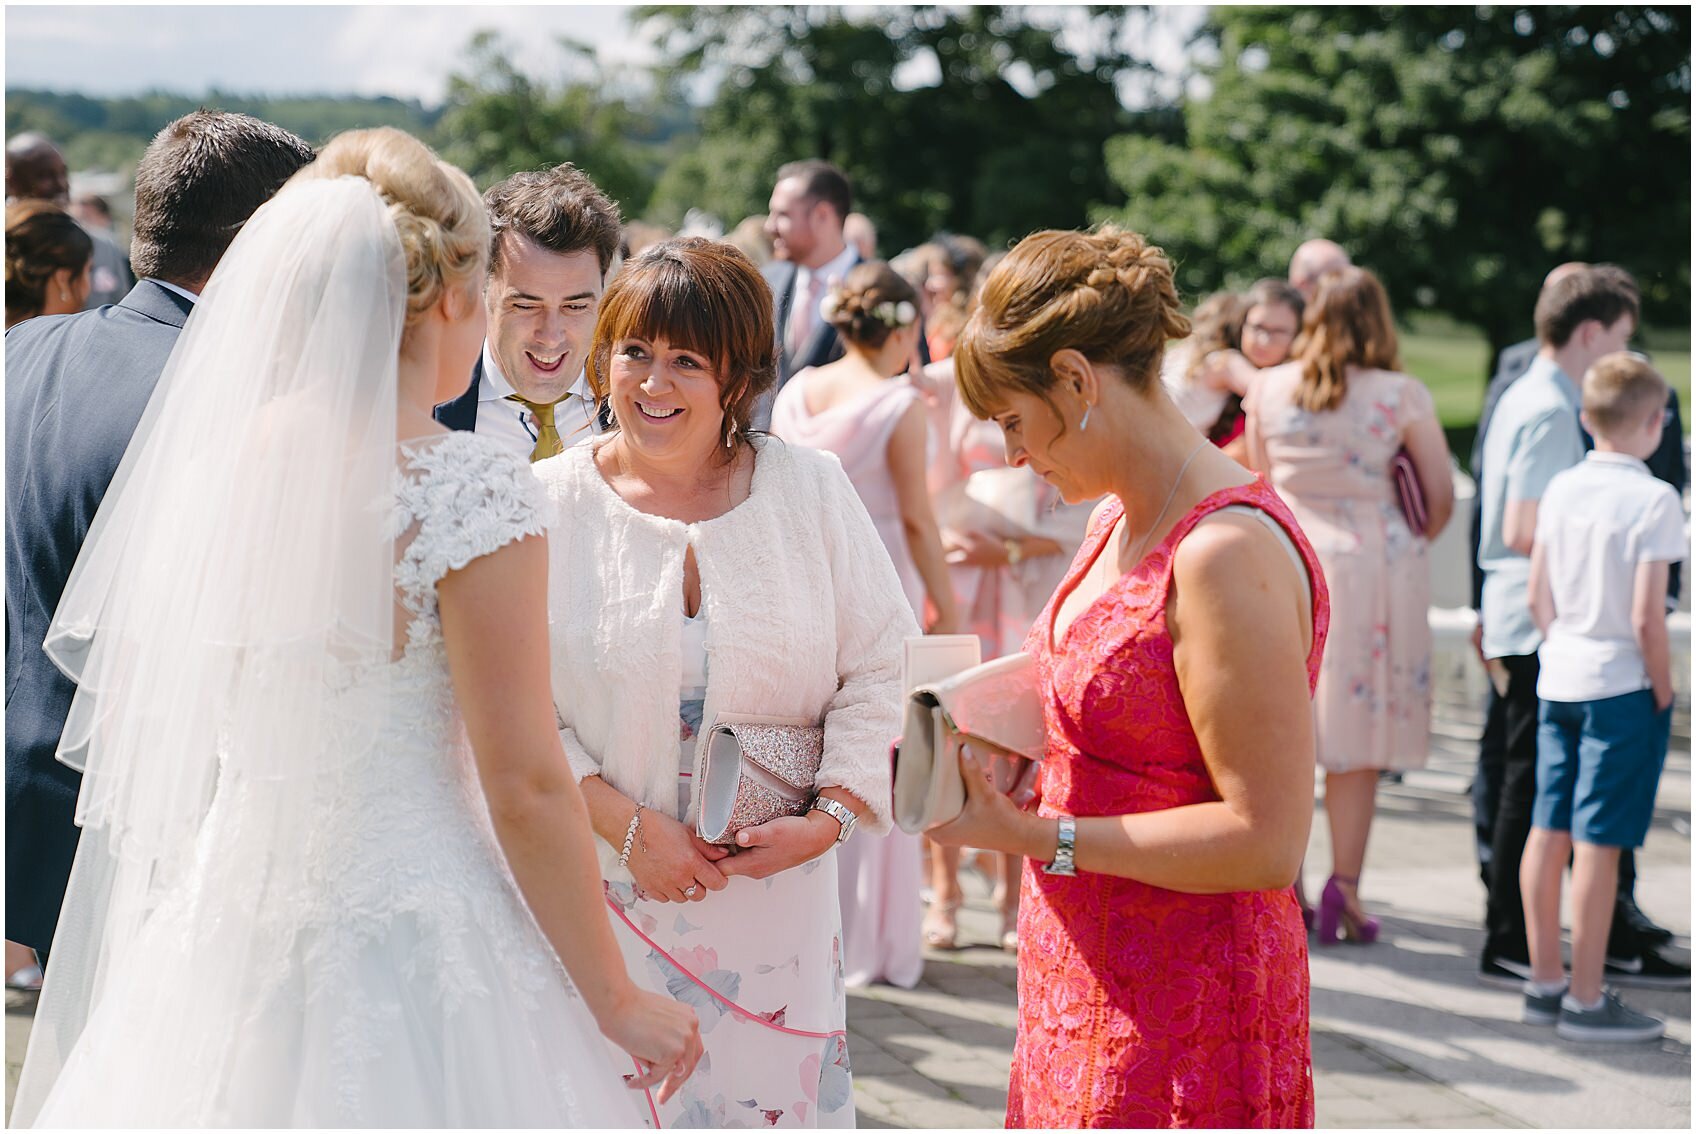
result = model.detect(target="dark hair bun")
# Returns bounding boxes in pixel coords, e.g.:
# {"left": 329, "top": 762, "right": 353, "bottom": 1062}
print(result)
{"left": 822, "top": 261, "right": 919, "bottom": 349}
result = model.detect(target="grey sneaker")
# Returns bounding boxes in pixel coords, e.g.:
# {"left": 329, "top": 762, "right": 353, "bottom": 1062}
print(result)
{"left": 1556, "top": 991, "right": 1665, "bottom": 1043}
{"left": 1522, "top": 984, "right": 1566, "bottom": 1025}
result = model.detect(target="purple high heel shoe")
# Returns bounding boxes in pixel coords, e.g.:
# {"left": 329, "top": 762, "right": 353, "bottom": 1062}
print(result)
{"left": 1316, "top": 875, "right": 1380, "bottom": 946}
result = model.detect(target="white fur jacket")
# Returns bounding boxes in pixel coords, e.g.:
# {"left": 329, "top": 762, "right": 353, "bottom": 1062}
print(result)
{"left": 534, "top": 435, "right": 916, "bottom": 869}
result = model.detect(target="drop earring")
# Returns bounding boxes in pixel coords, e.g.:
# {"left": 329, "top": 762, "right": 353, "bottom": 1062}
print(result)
{"left": 1079, "top": 404, "right": 1093, "bottom": 433}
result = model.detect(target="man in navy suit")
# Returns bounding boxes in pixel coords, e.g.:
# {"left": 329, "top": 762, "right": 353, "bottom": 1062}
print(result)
{"left": 758, "top": 161, "right": 861, "bottom": 424}
{"left": 434, "top": 163, "right": 622, "bottom": 459}
{"left": 5, "top": 111, "right": 313, "bottom": 959}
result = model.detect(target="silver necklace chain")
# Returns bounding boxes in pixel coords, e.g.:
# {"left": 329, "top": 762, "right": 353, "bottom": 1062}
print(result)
{"left": 1120, "top": 438, "right": 1209, "bottom": 571}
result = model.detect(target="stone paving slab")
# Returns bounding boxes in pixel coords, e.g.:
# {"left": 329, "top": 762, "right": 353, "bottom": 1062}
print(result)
{"left": 6, "top": 690, "right": 1688, "bottom": 1129}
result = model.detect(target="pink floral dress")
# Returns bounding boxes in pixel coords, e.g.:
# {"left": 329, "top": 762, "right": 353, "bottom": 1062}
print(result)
{"left": 1008, "top": 480, "right": 1329, "bottom": 1128}
{"left": 1246, "top": 364, "right": 1437, "bottom": 772}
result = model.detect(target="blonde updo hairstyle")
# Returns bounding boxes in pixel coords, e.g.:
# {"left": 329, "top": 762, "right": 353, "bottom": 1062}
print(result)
{"left": 289, "top": 127, "right": 488, "bottom": 332}
{"left": 955, "top": 225, "right": 1191, "bottom": 425}
{"left": 826, "top": 261, "right": 920, "bottom": 351}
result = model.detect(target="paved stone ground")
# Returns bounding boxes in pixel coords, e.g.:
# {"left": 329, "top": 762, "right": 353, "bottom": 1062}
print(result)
{"left": 7, "top": 655, "right": 1689, "bottom": 1127}
{"left": 843, "top": 654, "right": 1690, "bottom": 1128}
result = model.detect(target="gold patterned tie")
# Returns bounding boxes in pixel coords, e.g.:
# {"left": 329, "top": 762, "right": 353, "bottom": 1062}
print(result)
{"left": 507, "top": 395, "right": 563, "bottom": 462}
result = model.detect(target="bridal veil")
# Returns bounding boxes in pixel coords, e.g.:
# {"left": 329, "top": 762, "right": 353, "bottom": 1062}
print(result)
{"left": 13, "top": 175, "right": 408, "bottom": 1123}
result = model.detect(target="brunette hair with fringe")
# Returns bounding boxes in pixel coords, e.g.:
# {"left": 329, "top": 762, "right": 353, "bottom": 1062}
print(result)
{"left": 954, "top": 225, "right": 1190, "bottom": 425}
{"left": 587, "top": 237, "right": 776, "bottom": 451}
{"left": 1292, "top": 266, "right": 1400, "bottom": 414}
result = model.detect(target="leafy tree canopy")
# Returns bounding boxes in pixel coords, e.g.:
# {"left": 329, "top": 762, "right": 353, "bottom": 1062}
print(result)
{"left": 432, "top": 30, "right": 689, "bottom": 215}
{"left": 638, "top": 4, "right": 1164, "bottom": 251}
{"left": 1099, "top": 6, "right": 1691, "bottom": 356}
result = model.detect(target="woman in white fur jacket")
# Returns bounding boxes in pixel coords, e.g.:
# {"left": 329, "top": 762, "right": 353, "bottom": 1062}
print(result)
{"left": 534, "top": 238, "right": 916, "bottom": 1129}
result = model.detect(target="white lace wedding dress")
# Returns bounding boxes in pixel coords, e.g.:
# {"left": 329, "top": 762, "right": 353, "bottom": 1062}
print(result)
{"left": 26, "top": 432, "right": 647, "bottom": 1128}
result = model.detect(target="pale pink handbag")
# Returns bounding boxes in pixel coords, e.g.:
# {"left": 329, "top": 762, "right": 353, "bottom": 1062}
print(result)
{"left": 892, "top": 652, "right": 1045, "bottom": 834}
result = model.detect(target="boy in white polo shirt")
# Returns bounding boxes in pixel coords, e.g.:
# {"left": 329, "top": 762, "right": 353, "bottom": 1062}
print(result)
{"left": 1519, "top": 353, "right": 1687, "bottom": 1042}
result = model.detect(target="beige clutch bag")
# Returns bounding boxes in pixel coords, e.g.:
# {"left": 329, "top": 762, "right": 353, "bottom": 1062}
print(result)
{"left": 696, "top": 713, "right": 823, "bottom": 846}
{"left": 893, "top": 651, "right": 1045, "bottom": 834}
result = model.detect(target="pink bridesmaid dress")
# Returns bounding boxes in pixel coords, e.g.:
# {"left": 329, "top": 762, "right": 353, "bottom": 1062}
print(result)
{"left": 770, "top": 371, "right": 926, "bottom": 989}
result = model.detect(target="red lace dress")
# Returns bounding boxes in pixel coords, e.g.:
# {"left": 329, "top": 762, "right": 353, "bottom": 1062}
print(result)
{"left": 1006, "top": 480, "right": 1329, "bottom": 1129}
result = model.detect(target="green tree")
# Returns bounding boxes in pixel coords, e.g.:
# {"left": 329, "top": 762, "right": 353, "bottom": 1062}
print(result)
{"left": 640, "top": 5, "right": 1163, "bottom": 252}
{"left": 432, "top": 31, "right": 662, "bottom": 215}
{"left": 1099, "top": 6, "right": 1691, "bottom": 362}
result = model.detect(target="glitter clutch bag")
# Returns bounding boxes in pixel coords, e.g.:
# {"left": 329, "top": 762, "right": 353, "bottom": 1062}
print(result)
{"left": 696, "top": 714, "right": 825, "bottom": 846}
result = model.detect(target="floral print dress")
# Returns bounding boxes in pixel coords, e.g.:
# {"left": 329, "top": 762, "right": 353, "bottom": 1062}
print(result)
{"left": 604, "top": 609, "right": 855, "bottom": 1129}
{"left": 1247, "top": 364, "right": 1437, "bottom": 772}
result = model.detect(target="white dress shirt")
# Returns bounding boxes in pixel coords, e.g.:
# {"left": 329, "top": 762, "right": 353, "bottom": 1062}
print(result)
{"left": 475, "top": 342, "right": 601, "bottom": 458}
{"left": 151, "top": 279, "right": 200, "bottom": 304}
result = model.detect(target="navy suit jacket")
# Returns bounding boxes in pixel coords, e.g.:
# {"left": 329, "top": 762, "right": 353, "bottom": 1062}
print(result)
{"left": 5, "top": 280, "right": 195, "bottom": 950}
{"left": 433, "top": 355, "right": 485, "bottom": 432}
{"left": 765, "top": 257, "right": 857, "bottom": 389}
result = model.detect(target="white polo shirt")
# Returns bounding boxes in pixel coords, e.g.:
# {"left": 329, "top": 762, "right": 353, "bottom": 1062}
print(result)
{"left": 475, "top": 343, "right": 601, "bottom": 459}
{"left": 1534, "top": 451, "right": 1688, "bottom": 702}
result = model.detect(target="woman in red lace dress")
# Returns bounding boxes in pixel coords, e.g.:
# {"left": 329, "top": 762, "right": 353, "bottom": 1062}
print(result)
{"left": 929, "top": 226, "right": 1328, "bottom": 1128}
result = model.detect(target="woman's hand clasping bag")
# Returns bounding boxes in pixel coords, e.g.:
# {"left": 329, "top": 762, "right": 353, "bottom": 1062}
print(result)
{"left": 892, "top": 653, "right": 1045, "bottom": 834}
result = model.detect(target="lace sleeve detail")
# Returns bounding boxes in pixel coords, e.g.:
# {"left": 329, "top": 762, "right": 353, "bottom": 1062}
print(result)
{"left": 395, "top": 434, "right": 549, "bottom": 612}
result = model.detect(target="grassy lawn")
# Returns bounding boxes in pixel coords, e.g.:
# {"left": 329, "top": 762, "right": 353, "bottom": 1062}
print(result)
{"left": 1399, "top": 313, "right": 1691, "bottom": 473}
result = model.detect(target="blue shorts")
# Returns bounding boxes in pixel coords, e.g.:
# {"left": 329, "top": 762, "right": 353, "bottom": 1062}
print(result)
{"left": 1532, "top": 690, "right": 1672, "bottom": 848}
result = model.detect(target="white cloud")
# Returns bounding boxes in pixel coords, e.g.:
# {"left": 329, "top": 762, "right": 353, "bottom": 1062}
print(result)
{"left": 4, "top": 4, "right": 661, "bottom": 103}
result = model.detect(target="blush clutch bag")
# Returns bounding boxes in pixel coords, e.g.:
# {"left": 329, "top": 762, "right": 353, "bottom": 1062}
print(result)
{"left": 696, "top": 713, "right": 824, "bottom": 846}
{"left": 893, "top": 651, "right": 1046, "bottom": 834}
{"left": 1391, "top": 446, "right": 1428, "bottom": 536}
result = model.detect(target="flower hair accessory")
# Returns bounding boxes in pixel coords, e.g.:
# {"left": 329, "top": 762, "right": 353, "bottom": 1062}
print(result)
{"left": 875, "top": 301, "right": 918, "bottom": 328}
{"left": 820, "top": 288, "right": 917, "bottom": 329}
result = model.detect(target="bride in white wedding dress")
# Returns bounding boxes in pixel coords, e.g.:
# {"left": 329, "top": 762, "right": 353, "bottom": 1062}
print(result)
{"left": 11, "top": 128, "right": 700, "bottom": 1128}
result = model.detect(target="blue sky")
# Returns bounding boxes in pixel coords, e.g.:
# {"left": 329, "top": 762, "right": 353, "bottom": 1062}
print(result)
{"left": 5, "top": 4, "right": 1204, "bottom": 107}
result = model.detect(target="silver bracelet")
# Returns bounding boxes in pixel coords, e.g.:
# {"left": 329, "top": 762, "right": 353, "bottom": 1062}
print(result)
{"left": 615, "top": 808, "right": 643, "bottom": 870}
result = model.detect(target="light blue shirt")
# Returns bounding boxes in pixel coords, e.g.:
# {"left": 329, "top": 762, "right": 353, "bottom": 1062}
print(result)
{"left": 1476, "top": 355, "right": 1585, "bottom": 658}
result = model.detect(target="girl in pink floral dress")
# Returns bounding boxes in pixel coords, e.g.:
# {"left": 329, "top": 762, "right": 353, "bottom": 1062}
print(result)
{"left": 928, "top": 226, "right": 1327, "bottom": 1128}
